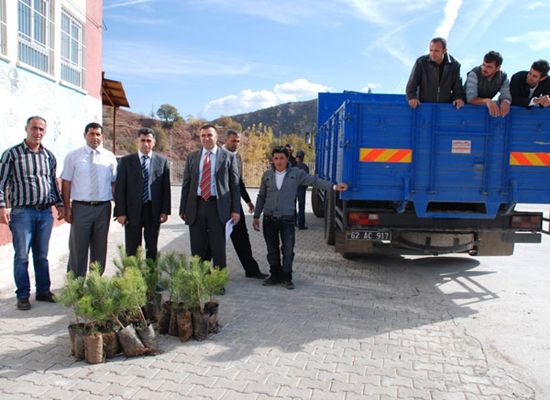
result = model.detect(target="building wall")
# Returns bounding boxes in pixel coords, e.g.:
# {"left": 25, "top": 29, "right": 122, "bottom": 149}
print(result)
{"left": 85, "top": 0, "right": 102, "bottom": 99}
{"left": 0, "top": 0, "right": 103, "bottom": 246}
{"left": 0, "top": 0, "right": 103, "bottom": 161}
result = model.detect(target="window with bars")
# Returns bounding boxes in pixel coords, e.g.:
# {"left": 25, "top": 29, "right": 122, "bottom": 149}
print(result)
{"left": 61, "top": 9, "right": 84, "bottom": 87}
{"left": 18, "top": 0, "right": 54, "bottom": 74}
{"left": 0, "top": 0, "right": 6, "bottom": 56}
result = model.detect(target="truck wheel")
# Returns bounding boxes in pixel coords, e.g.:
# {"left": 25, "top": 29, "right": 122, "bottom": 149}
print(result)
{"left": 324, "top": 190, "right": 335, "bottom": 245}
{"left": 311, "top": 187, "right": 324, "bottom": 218}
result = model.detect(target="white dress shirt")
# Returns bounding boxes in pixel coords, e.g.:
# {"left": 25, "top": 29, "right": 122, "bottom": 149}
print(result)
{"left": 61, "top": 145, "right": 118, "bottom": 201}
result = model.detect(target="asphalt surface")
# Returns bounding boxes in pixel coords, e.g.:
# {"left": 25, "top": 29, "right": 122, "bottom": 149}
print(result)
{"left": 0, "top": 188, "right": 548, "bottom": 400}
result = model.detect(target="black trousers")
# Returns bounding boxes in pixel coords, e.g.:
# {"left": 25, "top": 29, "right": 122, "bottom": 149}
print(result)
{"left": 189, "top": 198, "right": 226, "bottom": 269}
{"left": 230, "top": 208, "right": 260, "bottom": 276}
{"left": 124, "top": 202, "right": 160, "bottom": 261}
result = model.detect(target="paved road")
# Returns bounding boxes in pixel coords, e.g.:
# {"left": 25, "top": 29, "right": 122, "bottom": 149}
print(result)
{"left": 0, "top": 188, "right": 548, "bottom": 399}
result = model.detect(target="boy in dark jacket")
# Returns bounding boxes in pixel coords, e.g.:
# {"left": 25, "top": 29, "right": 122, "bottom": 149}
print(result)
{"left": 253, "top": 146, "right": 348, "bottom": 289}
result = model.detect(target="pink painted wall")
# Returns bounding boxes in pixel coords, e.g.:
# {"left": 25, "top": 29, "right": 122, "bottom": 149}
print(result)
{"left": 85, "top": 0, "right": 103, "bottom": 99}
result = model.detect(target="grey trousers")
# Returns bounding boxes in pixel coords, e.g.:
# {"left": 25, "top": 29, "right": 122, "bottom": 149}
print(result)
{"left": 67, "top": 202, "right": 111, "bottom": 277}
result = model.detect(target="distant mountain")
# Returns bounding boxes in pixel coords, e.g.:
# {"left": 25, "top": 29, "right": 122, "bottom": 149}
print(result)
{"left": 227, "top": 98, "right": 317, "bottom": 137}
{"left": 102, "top": 98, "right": 318, "bottom": 159}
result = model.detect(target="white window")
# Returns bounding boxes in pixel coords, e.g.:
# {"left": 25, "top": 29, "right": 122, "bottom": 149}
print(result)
{"left": 18, "top": 0, "right": 54, "bottom": 74}
{"left": 0, "top": 0, "right": 6, "bottom": 56}
{"left": 61, "top": 9, "right": 84, "bottom": 87}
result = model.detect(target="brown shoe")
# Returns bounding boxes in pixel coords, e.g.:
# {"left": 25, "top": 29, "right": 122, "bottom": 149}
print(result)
{"left": 17, "top": 298, "right": 31, "bottom": 311}
{"left": 36, "top": 291, "right": 56, "bottom": 303}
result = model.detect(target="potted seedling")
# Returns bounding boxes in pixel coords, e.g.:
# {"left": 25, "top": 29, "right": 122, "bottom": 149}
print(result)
{"left": 157, "top": 251, "right": 187, "bottom": 335}
{"left": 186, "top": 256, "right": 211, "bottom": 341}
{"left": 76, "top": 264, "right": 116, "bottom": 364}
{"left": 114, "top": 246, "right": 162, "bottom": 324}
{"left": 114, "top": 266, "right": 156, "bottom": 355}
{"left": 203, "top": 265, "right": 229, "bottom": 334}
{"left": 170, "top": 264, "right": 194, "bottom": 342}
{"left": 56, "top": 272, "right": 86, "bottom": 360}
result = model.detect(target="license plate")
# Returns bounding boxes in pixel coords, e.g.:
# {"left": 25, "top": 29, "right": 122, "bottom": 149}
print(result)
{"left": 346, "top": 230, "right": 392, "bottom": 241}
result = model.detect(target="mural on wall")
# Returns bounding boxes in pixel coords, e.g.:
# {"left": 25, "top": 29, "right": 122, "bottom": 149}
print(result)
{"left": 0, "top": 61, "right": 101, "bottom": 162}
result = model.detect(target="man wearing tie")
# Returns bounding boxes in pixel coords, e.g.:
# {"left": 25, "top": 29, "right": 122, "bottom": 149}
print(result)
{"left": 179, "top": 124, "right": 240, "bottom": 271}
{"left": 114, "top": 128, "right": 171, "bottom": 260}
{"left": 61, "top": 123, "right": 117, "bottom": 277}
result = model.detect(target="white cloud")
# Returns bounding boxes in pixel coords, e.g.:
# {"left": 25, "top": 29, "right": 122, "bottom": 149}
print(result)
{"left": 434, "top": 0, "right": 463, "bottom": 38}
{"left": 205, "top": 79, "right": 330, "bottom": 116}
{"left": 505, "top": 31, "right": 550, "bottom": 51}
{"left": 527, "top": 1, "right": 549, "bottom": 9}
{"left": 361, "top": 83, "right": 380, "bottom": 92}
{"left": 104, "top": 0, "right": 154, "bottom": 10}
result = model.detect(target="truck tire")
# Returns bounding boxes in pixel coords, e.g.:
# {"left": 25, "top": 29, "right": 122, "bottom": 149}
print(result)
{"left": 311, "top": 187, "right": 324, "bottom": 218}
{"left": 324, "top": 190, "right": 335, "bottom": 245}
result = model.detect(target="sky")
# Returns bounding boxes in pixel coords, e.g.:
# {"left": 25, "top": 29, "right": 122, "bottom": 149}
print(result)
{"left": 102, "top": 0, "right": 550, "bottom": 121}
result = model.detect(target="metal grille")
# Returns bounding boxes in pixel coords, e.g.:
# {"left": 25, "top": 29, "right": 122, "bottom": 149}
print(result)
{"left": 17, "top": 0, "right": 54, "bottom": 74}
{"left": 61, "top": 9, "right": 84, "bottom": 87}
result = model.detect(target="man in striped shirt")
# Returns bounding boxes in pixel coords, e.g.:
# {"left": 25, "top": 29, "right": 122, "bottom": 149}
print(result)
{"left": 0, "top": 116, "right": 64, "bottom": 311}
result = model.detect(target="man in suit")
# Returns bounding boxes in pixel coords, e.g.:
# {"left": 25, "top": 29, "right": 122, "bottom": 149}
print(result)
{"left": 510, "top": 59, "right": 550, "bottom": 108}
{"left": 114, "top": 128, "right": 171, "bottom": 260}
{"left": 179, "top": 124, "right": 240, "bottom": 271}
{"left": 223, "top": 129, "right": 267, "bottom": 279}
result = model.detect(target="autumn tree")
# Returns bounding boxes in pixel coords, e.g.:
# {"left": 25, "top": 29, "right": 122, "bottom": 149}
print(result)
{"left": 280, "top": 133, "right": 315, "bottom": 162}
{"left": 156, "top": 104, "right": 181, "bottom": 127}
{"left": 241, "top": 124, "right": 274, "bottom": 165}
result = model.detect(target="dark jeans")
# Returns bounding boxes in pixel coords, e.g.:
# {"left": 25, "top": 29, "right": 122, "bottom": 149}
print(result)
{"left": 9, "top": 206, "right": 54, "bottom": 299}
{"left": 262, "top": 215, "right": 295, "bottom": 281}
{"left": 296, "top": 186, "right": 307, "bottom": 228}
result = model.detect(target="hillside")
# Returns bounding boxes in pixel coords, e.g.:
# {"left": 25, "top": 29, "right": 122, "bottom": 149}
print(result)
{"left": 226, "top": 99, "right": 317, "bottom": 137}
{"left": 102, "top": 106, "right": 201, "bottom": 159}
{"left": 102, "top": 98, "right": 318, "bottom": 159}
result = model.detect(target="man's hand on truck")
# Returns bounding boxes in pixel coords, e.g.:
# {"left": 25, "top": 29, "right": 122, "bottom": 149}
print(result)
{"left": 334, "top": 183, "right": 348, "bottom": 192}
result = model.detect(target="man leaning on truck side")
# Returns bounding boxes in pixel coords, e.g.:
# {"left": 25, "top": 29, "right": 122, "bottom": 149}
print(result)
{"left": 464, "top": 51, "right": 512, "bottom": 118}
{"left": 406, "top": 37, "right": 465, "bottom": 109}
{"left": 510, "top": 59, "right": 550, "bottom": 108}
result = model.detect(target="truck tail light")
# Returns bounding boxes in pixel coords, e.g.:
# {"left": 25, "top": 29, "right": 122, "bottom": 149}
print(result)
{"left": 348, "top": 212, "right": 379, "bottom": 226}
{"left": 511, "top": 215, "right": 542, "bottom": 229}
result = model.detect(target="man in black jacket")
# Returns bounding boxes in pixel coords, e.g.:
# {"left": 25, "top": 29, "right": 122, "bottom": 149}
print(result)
{"left": 223, "top": 129, "right": 267, "bottom": 279}
{"left": 406, "top": 37, "right": 464, "bottom": 109}
{"left": 510, "top": 59, "right": 550, "bottom": 108}
{"left": 114, "top": 128, "right": 171, "bottom": 260}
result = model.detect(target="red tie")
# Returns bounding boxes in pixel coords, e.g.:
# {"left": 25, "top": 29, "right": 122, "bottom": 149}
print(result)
{"left": 200, "top": 151, "right": 212, "bottom": 200}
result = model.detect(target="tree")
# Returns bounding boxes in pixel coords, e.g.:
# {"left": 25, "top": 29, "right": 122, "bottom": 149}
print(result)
{"left": 156, "top": 104, "right": 181, "bottom": 127}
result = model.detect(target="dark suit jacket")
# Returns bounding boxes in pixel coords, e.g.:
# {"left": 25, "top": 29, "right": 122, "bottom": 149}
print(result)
{"left": 179, "top": 146, "right": 240, "bottom": 226}
{"left": 235, "top": 152, "right": 251, "bottom": 204}
{"left": 114, "top": 152, "right": 171, "bottom": 225}
{"left": 511, "top": 71, "right": 550, "bottom": 107}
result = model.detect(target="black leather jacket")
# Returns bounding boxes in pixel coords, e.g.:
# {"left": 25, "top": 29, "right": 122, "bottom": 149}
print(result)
{"left": 406, "top": 53, "right": 464, "bottom": 103}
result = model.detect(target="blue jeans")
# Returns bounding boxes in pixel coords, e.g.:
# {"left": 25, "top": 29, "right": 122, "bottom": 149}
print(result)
{"left": 262, "top": 215, "right": 295, "bottom": 281}
{"left": 9, "top": 207, "right": 53, "bottom": 299}
{"left": 296, "top": 186, "right": 307, "bottom": 228}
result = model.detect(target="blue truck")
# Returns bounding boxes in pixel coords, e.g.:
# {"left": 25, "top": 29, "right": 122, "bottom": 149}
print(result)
{"left": 312, "top": 92, "right": 549, "bottom": 258}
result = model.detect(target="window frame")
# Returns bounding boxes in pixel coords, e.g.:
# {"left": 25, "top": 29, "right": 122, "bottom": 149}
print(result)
{"left": 17, "top": 0, "right": 55, "bottom": 75}
{"left": 60, "top": 8, "right": 85, "bottom": 88}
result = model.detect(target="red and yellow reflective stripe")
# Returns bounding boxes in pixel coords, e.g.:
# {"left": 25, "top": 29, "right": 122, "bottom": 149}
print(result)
{"left": 510, "top": 152, "right": 550, "bottom": 166}
{"left": 359, "top": 148, "right": 412, "bottom": 163}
